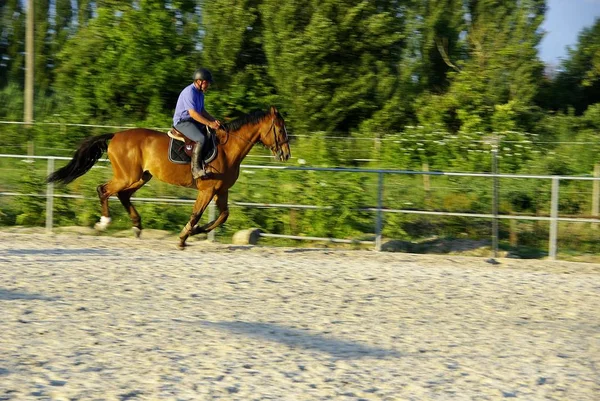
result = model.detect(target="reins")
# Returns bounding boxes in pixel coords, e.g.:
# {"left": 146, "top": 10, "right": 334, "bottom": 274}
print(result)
{"left": 220, "top": 117, "right": 287, "bottom": 153}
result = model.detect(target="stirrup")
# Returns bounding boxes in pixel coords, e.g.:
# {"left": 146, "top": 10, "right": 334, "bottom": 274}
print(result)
{"left": 192, "top": 160, "right": 211, "bottom": 179}
{"left": 193, "top": 169, "right": 208, "bottom": 179}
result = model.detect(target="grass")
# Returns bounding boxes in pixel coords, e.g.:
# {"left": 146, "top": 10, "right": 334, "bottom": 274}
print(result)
{"left": 1, "top": 156, "right": 599, "bottom": 262}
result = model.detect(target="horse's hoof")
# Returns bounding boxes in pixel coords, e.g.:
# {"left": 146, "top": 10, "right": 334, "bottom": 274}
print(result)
{"left": 94, "top": 216, "right": 111, "bottom": 232}
{"left": 132, "top": 227, "right": 142, "bottom": 238}
{"left": 177, "top": 242, "right": 187, "bottom": 250}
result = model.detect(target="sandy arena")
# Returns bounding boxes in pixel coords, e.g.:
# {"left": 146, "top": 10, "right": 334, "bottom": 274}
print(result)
{"left": 0, "top": 232, "right": 599, "bottom": 400}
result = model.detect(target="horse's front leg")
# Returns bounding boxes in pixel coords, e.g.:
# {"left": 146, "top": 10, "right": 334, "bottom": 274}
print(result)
{"left": 178, "top": 190, "right": 214, "bottom": 249}
{"left": 191, "top": 190, "right": 229, "bottom": 236}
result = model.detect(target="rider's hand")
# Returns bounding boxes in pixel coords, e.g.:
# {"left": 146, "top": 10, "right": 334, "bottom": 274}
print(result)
{"left": 210, "top": 120, "right": 221, "bottom": 130}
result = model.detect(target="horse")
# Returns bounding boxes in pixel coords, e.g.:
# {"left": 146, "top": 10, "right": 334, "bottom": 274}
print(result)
{"left": 46, "top": 106, "right": 291, "bottom": 248}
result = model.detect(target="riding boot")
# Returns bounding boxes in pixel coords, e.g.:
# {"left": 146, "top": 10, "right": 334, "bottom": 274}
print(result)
{"left": 191, "top": 143, "right": 207, "bottom": 179}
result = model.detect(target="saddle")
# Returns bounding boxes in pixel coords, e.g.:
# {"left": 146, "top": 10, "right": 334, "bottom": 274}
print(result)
{"left": 167, "top": 127, "right": 218, "bottom": 165}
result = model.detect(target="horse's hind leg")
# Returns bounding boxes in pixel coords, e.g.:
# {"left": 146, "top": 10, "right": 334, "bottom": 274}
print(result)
{"left": 95, "top": 178, "right": 141, "bottom": 231}
{"left": 95, "top": 182, "right": 117, "bottom": 231}
{"left": 95, "top": 151, "right": 144, "bottom": 232}
{"left": 117, "top": 172, "right": 152, "bottom": 238}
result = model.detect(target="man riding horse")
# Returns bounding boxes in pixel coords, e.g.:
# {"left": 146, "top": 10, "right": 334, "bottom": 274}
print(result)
{"left": 173, "top": 68, "right": 222, "bottom": 179}
{"left": 46, "top": 66, "right": 291, "bottom": 248}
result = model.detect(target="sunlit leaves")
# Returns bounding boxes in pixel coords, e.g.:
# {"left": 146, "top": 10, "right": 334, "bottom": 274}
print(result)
{"left": 54, "top": 1, "right": 198, "bottom": 124}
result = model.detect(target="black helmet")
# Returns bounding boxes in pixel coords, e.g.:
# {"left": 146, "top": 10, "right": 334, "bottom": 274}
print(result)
{"left": 193, "top": 68, "right": 213, "bottom": 83}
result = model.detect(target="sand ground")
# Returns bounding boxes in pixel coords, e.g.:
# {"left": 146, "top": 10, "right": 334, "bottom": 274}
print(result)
{"left": 1, "top": 232, "right": 599, "bottom": 400}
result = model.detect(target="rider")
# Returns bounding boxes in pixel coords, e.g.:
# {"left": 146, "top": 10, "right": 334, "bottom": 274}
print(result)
{"left": 173, "top": 68, "right": 222, "bottom": 179}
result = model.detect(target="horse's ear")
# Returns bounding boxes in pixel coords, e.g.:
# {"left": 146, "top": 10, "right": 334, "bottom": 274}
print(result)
{"left": 269, "top": 105, "right": 278, "bottom": 115}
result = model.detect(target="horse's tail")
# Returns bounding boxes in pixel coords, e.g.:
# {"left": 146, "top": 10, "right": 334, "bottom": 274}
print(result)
{"left": 46, "top": 133, "right": 115, "bottom": 185}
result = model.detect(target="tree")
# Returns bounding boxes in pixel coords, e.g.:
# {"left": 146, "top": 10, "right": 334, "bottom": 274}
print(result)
{"left": 34, "top": 0, "right": 51, "bottom": 92}
{"left": 199, "top": 0, "right": 275, "bottom": 118}
{"left": 49, "top": 0, "right": 75, "bottom": 84}
{"left": 416, "top": 0, "right": 547, "bottom": 134}
{"left": 360, "top": 0, "right": 465, "bottom": 136}
{"left": 260, "top": 0, "right": 407, "bottom": 135}
{"left": 0, "top": 0, "right": 26, "bottom": 88}
{"left": 551, "top": 18, "right": 600, "bottom": 114}
{"left": 414, "top": 0, "right": 464, "bottom": 94}
{"left": 53, "top": 0, "right": 200, "bottom": 126}
{"left": 77, "top": 0, "right": 93, "bottom": 27}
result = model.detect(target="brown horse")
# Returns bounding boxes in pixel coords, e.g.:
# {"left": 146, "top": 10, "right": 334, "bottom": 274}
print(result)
{"left": 47, "top": 106, "right": 291, "bottom": 248}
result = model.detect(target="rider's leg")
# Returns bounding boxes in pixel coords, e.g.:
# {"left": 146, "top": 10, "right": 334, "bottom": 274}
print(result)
{"left": 191, "top": 138, "right": 207, "bottom": 179}
{"left": 174, "top": 120, "right": 207, "bottom": 179}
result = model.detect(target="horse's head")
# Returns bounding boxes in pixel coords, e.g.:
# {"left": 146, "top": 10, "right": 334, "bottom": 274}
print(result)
{"left": 260, "top": 106, "right": 291, "bottom": 161}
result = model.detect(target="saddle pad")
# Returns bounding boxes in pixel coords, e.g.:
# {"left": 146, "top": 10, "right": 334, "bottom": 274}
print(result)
{"left": 168, "top": 138, "right": 191, "bottom": 164}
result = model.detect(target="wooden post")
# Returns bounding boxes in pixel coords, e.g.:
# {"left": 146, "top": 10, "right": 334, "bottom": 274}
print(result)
{"left": 423, "top": 162, "right": 431, "bottom": 207}
{"left": 25, "top": 0, "right": 34, "bottom": 159}
{"left": 422, "top": 163, "right": 430, "bottom": 192}
{"left": 374, "top": 132, "right": 381, "bottom": 152}
{"left": 289, "top": 208, "right": 298, "bottom": 234}
{"left": 374, "top": 132, "right": 381, "bottom": 165}
{"left": 509, "top": 219, "right": 518, "bottom": 247}
{"left": 24, "top": 0, "right": 34, "bottom": 126}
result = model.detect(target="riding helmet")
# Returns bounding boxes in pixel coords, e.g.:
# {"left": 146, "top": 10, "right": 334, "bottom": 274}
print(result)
{"left": 193, "top": 68, "right": 213, "bottom": 83}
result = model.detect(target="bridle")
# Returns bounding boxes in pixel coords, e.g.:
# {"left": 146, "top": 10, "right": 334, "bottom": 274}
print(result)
{"left": 223, "top": 117, "right": 288, "bottom": 154}
{"left": 266, "top": 118, "right": 289, "bottom": 155}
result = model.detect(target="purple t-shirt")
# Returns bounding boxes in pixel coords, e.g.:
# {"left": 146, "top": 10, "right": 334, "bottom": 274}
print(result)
{"left": 173, "top": 83, "right": 204, "bottom": 126}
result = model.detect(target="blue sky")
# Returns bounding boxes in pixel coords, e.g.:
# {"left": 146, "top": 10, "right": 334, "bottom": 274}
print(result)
{"left": 539, "top": 0, "right": 600, "bottom": 64}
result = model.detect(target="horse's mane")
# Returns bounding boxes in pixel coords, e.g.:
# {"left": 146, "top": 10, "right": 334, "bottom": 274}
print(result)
{"left": 222, "top": 109, "right": 270, "bottom": 132}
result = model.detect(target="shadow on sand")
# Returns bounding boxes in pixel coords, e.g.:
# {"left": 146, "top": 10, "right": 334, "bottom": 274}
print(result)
{"left": 0, "top": 288, "right": 59, "bottom": 301}
{"left": 5, "top": 248, "right": 113, "bottom": 256}
{"left": 194, "top": 320, "right": 401, "bottom": 360}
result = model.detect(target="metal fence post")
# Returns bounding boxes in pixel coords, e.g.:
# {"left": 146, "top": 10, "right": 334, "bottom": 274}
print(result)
{"left": 491, "top": 138, "right": 499, "bottom": 258}
{"left": 45, "top": 157, "right": 54, "bottom": 234}
{"left": 592, "top": 163, "right": 599, "bottom": 229}
{"left": 375, "top": 171, "right": 384, "bottom": 251}
{"left": 549, "top": 177, "right": 560, "bottom": 260}
{"left": 208, "top": 200, "right": 216, "bottom": 241}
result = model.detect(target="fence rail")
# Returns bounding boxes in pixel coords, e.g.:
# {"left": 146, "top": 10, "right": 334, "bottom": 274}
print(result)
{"left": 1, "top": 153, "right": 600, "bottom": 260}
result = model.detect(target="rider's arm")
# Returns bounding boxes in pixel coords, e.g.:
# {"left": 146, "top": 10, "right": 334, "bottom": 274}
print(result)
{"left": 201, "top": 108, "right": 218, "bottom": 123}
{"left": 188, "top": 108, "right": 220, "bottom": 129}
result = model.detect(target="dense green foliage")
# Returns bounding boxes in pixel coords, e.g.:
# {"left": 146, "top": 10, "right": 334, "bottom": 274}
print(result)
{"left": 0, "top": 1, "right": 599, "bottom": 257}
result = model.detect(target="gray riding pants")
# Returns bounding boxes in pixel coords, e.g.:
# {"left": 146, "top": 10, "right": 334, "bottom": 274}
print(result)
{"left": 174, "top": 120, "right": 206, "bottom": 149}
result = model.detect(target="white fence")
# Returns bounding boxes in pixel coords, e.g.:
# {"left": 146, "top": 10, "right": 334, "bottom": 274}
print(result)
{"left": 1, "top": 153, "right": 600, "bottom": 261}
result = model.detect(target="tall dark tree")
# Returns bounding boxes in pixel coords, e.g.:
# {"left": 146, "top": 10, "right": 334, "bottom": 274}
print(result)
{"left": 415, "top": 0, "right": 464, "bottom": 93}
{"left": 77, "top": 0, "right": 93, "bottom": 27}
{"left": 51, "top": 0, "right": 75, "bottom": 68}
{"left": 34, "top": 0, "right": 51, "bottom": 92}
{"left": 200, "top": 0, "right": 273, "bottom": 118}
{"left": 551, "top": 18, "right": 600, "bottom": 114}
{"left": 360, "top": 0, "right": 465, "bottom": 136}
{"left": 0, "top": 0, "right": 26, "bottom": 88}
{"left": 54, "top": 0, "right": 199, "bottom": 125}
{"left": 261, "top": 0, "right": 407, "bottom": 135}
{"left": 416, "top": 0, "right": 547, "bottom": 133}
